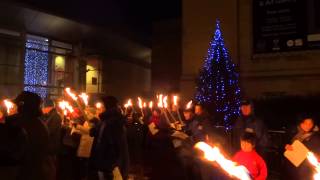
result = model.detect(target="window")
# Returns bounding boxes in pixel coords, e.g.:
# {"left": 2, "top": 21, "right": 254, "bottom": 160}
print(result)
{"left": 24, "top": 34, "right": 73, "bottom": 98}
{"left": 24, "top": 35, "right": 49, "bottom": 98}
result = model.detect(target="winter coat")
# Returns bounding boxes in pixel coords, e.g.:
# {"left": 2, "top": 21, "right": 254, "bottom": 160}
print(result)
{"left": 90, "top": 108, "right": 129, "bottom": 178}
{"left": 284, "top": 125, "right": 320, "bottom": 180}
{"left": 6, "top": 114, "right": 51, "bottom": 180}
{"left": 232, "top": 115, "right": 269, "bottom": 152}
{"left": 233, "top": 150, "right": 268, "bottom": 180}
{"left": 42, "top": 109, "right": 62, "bottom": 155}
{"left": 189, "top": 113, "right": 216, "bottom": 142}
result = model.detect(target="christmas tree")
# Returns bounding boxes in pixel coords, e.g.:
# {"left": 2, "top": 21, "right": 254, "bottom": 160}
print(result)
{"left": 195, "top": 20, "right": 241, "bottom": 129}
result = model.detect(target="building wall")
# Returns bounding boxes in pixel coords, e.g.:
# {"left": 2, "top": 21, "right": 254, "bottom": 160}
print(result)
{"left": 102, "top": 58, "right": 151, "bottom": 101}
{"left": 152, "top": 19, "right": 182, "bottom": 93}
{"left": 181, "top": 0, "right": 320, "bottom": 99}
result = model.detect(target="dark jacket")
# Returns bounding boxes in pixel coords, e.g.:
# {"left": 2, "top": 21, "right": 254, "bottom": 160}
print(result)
{"left": 284, "top": 126, "right": 320, "bottom": 180}
{"left": 0, "top": 122, "right": 28, "bottom": 166}
{"left": 42, "top": 109, "right": 62, "bottom": 155}
{"left": 90, "top": 108, "right": 129, "bottom": 178}
{"left": 6, "top": 114, "right": 50, "bottom": 180}
{"left": 189, "top": 113, "right": 220, "bottom": 143}
{"left": 232, "top": 115, "right": 269, "bottom": 152}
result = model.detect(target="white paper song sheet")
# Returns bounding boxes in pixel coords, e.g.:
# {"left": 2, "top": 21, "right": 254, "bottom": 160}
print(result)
{"left": 284, "top": 140, "right": 309, "bottom": 167}
{"left": 148, "top": 122, "right": 159, "bottom": 135}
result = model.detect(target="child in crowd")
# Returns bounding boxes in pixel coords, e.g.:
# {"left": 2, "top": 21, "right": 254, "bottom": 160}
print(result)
{"left": 233, "top": 132, "right": 268, "bottom": 180}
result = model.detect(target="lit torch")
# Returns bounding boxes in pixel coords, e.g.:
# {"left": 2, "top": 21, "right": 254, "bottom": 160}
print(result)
{"left": 149, "top": 101, "right": 153, "bottom": 109}
{"left": 65, "top": 87, "right": 78, "bottom": 101}
{"left": 79, "top": 93, "right": 89, "bottom": 106}
{"left": 307, "top": 152, "right": 320, "bottom": 180}
{"left": 157, "top": 94, "right": 163, "bottom": 108}
{"left": 173, "top": 95, "right": 178, "bottom": 106}
{"left": 195, "top": 142, "right": 251, "bottom": 180}
{"left": 186, "top": 100, "right": 193, "bottom": 110}
{"left": 163, "top": 96, "right": 168, "bottom": 108}
{"left": 138, "top": 97, "right": 143, "bottom": 109}
{"left": 4, "top": 99, "right": 14, "bottom": 114}
{"left": 95, "top": 102, "right": 102, "bottom": 109}
{"left": 124, "top": 99, "right": 133, "bottom": 108}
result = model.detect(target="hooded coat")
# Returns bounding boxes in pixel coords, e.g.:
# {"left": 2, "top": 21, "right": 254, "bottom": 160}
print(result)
{"left": 90, "top": 107, "right": 129, "bottom": 178}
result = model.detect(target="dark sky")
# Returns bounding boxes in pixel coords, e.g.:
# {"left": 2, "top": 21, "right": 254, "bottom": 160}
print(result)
{"left": 13, "top": 0, "right": 181, "bottom": 46}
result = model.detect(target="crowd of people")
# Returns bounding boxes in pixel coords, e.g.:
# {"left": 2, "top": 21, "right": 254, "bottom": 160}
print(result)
{"left": 0, "top": 91, "right": 320, "bottom": 180}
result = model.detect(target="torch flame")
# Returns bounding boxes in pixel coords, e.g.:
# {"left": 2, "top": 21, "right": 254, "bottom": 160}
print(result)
{"left": 65, "top": 88, "right": 78, "bottom": 101}
{"left": 4, "top": 99, "right": 14, "bottom": 114}
{"left": 307, "top": 152, "right": 320, "bottom": 180}
{"left": 157, "top": 94, "right": 163, "bottom": 108}
{"left": 95, "top": 102, "right": 102, "bottom": 109}
{"left": 59, "top": 101, "right": 74, "bottom": 115}
{"left": 186, "top": 100, "right": 193, "bottom": 110}
{"left": 79, "top": 93, "right": 89, "bottom": 106}
{"left": 149, "top": 101, "right": 153, "bottom": 109}
{"left": 124, "top": 99, "right": 133, "bottom": 108}
{"left": 163, "top": 96, "right": 168, "bottom": 108}
{"left": 195, "top": 142, "right": 251, "bottom": 180}
{"left": 173, "top": 95, "right": 178, "bottom": 106}
{"left": 138, "top": 97, "right": 143, "bottom": 109}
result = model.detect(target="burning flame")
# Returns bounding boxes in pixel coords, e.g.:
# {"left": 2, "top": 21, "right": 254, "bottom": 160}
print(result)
{"left": 59, "top": 101, "right": 74, "bottom": 115}
{"left": 138, "top": 97, "right": 143, "bottom": 109}
{"left": 195, "top": 142, "right": 251, "bottom": 180}
{"left": 173, "top": 95, "right": 178, "bottom": 106}
{"left": 186, "top": 100, "right": 193, "bottom": 110}
{"left": 307, "top": 152, "right": 320, "bottom": 180}
{"left": 149, "top": 101, "right": 153, "bottom": 109}
{"left": 95, "top": 102, "right": 102, "bottom": 109}
{"left": 163, "top": 96, "right": 168, "bottom": 108}
{"left": 157, "top": 94, "right": 163, "bottom": 108}
{"left": 4, "top": 99, "right": 14, "bottom": 114}
{"left": 79, "top": 93, "right": 89, "bottom": 106}
{"left": 143, "top": 102, "right": 147, "bottom": 108}
{"left": 65, "top": 88, "right": 78, "bottom": 101}
{"left": 124, "top": 99, "right": 133, "bottom": 108}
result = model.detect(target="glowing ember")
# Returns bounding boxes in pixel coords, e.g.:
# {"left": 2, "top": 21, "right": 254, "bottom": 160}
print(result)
{"left": 65, "top": 88, "right": 78, "bottom": 101}
{"left": 79, "top": 93, "right": 89, "bottom": 106}
{"left": 163, "top": 96, "right": 168, "bottom": 108}
{"left": 138, "top": 97, "right": 143, "bottom": 109}
{"left": 149, "top": 101, "right": 153, "bottom": 109}
{"left": 4, "top": 99, "right": 14, "bottom": 114}
{"left": 195, "top": 142, "right": 251, "bottom": 180}
{"left": 307, "top": 152, "right": 320, "bottom": 180}
{"left": 95, "top": 102, "right": 102, "bottom": 109}
{"left": 124, "top": 99, "right": 133, "bottom": 108}
{"left": 186, "top": 100, "right": 193, "bottom": 110}
{"left": 173, "top": 95, "right": 178, "bottom": 106}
